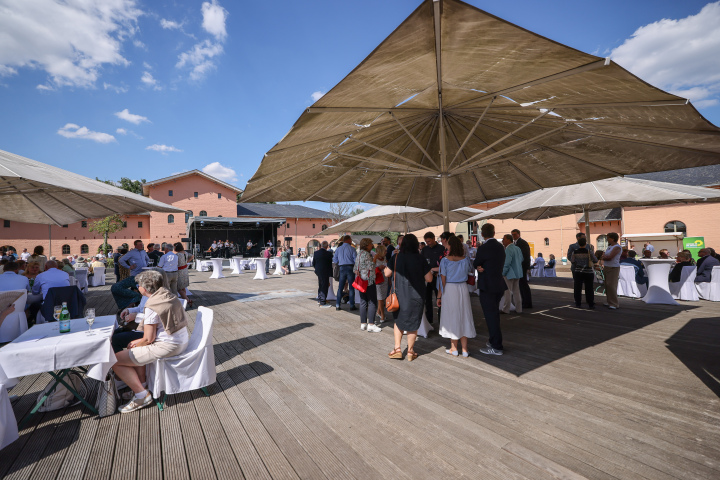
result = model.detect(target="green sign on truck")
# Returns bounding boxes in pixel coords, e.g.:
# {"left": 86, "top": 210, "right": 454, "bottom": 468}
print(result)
{"left": 683, "top": 237, "right": 705, "bottom": 260}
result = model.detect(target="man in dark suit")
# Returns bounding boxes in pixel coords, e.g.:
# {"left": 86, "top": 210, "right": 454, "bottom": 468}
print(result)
{"left": 511, "top": 229, "right": 532, "bottom": 309}
{"left": 696, "top": 248, "right": 720, "bottom": 283}
{"left": 313, "top": 241, "right": 334, "bottom": 307}
{"left": 474, "top": 223, "right": 507, "bottom": 355}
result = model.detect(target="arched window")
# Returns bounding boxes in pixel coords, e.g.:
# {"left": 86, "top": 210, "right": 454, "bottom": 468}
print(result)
{"left": 80, "top": 244, "right": 89, "bottom": 254}
{"left": 596, "top": 235, "right": 608, "bottom": 251}
{"left": 168, "top": 214, "right": 174, "bottom": 224}
{"left": 185, "top": 211, "right": 193, "bottom": 223}
{"left": 199, "top": 210, "right": 207, "bottom": 217}
{"left": 664, "top": 220, "right": 686, "bottom": 236}
{"left": 544, "top": 237, "right": 549, "bottom": 246}
{"left": 62, "top": 244, "right": 70, "bottom": 255}
{"left": 321, "top": 224, "right": 328, "bottom": 231}
{"left": 1, "top": 245, "right": 16, "bottom": 254}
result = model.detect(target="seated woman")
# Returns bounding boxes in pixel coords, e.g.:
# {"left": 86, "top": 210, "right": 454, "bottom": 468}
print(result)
{"left": 112, "top": 270, "right": 189, "bottom": 413}
{"left": 669, "top": 251, "right": 694, "bottom": 283}
{"left": 544, "top": 254, "right": 556, "bottom": 269}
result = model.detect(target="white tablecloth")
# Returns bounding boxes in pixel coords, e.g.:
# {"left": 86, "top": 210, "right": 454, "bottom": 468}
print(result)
{"left": 0, "top": 382, "right": 18, "bottom": 451}
{"left": 210, "top": 258, "right": 225, "bottom": 279}
{"left": 0, "top": 290, "right": 28, "bottom": 343}
{"left": 640, "top": 259, "right": 679, "bottom": 305}
{"left": 290, "top": 255, "right": 298, "bottom": 272}
{"left": 253, "top": 259, "right": 267, "bottom": 280}
{"left": 0, "top": 316, "right": 117, "bottom": 385}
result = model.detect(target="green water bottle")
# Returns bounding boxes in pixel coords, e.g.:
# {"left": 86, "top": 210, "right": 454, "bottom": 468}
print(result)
{"left": 59, "top": 302, "right": 71, "bottom": 333}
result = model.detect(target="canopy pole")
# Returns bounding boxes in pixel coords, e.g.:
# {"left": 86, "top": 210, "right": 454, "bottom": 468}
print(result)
{"left": 584, "top": 208, "right": 590, "bottom": 241}
{"left": 48, "top": 225, "right": 52, "bottom": 257}
{"left": 432, "top": 0, "right": 450, "bottom": 232}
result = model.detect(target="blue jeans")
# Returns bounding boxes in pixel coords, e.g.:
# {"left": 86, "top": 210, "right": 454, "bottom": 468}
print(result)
{"left": 337, "top": 265, "right": 356, "bottom": 307}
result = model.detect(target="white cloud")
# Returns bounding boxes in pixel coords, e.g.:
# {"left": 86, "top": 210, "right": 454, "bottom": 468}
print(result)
{"left": 116, "top": 128, "right": 127, "bottom": 135}
{"left": 58, "top": 123, "right": 116, "bottom": 143}
{"left": 143, "top": 61, "right": 152, "bottom": 70}
{"left": 147, "top": 144, "right": 182, "bottom": 153}
{"left": 176, "top": 39, "right": 224, "bottom": 81}
{"left": 0, "top": 0, "right": 142, "bottom": 89}
{"left": 140, "top": 71, "right": 162, "bottom": 90}
{"left": 103, "top": 82, "right": 128, "bottom": 93}
{"left": 201, "top": 0, "right": 228, "bottom": 41}
{"left": 202, "top": 161, "right": 237, "bottom": 182}
{"left": 36, "top": 84, "right": 54, "bottom": 91}
{"left": 160, "top": 18, "right": 182, "bottom": 30}
{"left": 611, "top": 2, "right": 720, "bottom": 109}
{"left": 0, "top": 65, "right": 17, "bottom": 77}
{"left": 311, "top": 91, "right": 325, "bottom": 102}
{"left": 133, "top": 39, "right": 146, "bottom": 50}
{"left": 114, "top": 108, "right": 150, "bottom": 125}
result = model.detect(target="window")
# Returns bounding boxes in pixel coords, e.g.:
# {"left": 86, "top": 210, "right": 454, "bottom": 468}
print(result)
{"left": 544, "top": 237, "right": 549, "bottom": 246}
{"left": 81, "top": 221, "right": 87, "bottom": 228}
{"left": 138, "top": 221, "right": 143, "bottom": 228}
{"left": 2, "top": 220, "right": 9, "bottom": 228}
{"left": 596, "top": 235, "right": 608, "bottom": 251}
{"left": 81, "top": 244, "right": 89, "bottom": 254}
{"left": 168, "top": 214, "right": 175, "bottom": 224}
{"left": 312, "top": 224, "right": 315, "bottom": 229}
{"left": 218, "top": 193, "right": 221, "bottom": 199}
{"left": 199, "top": 210, "right": 207, "bottom": 217}
{"left": 169, "top": 190, "right": 173, "bottom": 197}
{"left": 287, "top": 223, "right": 292, "bottom": 229}
{"left": 62, "top": 244, "right": 70, "bottom": 255}
{"left": 122, "top": 221, "right": 127, "bottom": 228}
{"left": 62, "top": 224, "right": 68, "bottom": 228}
{"left": 185, "top": 211, "right": 193, "bottom": 223}
{"left": 194, "top": 192, "right": 198, "bottom": 198}
{"left": 664, "top": 220, "right": 687, "bottom": 237}
{"left": 321, "top": 224, "right": 328, "bottom": 231}
{"left": 218, "top": 215, "right": 223, "bottom": 217}
{"left": 121, "top": 243, "right": 129, "bottom": 249}
{"left": 161, "top": 242, "right": 168, "bottom": 250}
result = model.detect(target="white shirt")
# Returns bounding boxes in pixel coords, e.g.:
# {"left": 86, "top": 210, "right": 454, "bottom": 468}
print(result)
{"left": 604, "top": 244, "right": 622, "bottom": 267}
{"left": 158, "top": 252, "right": 178, "bottom": 272}
{"left": 20, "top": 252, "right": 31, "bottom": 261}
{"left": 0, "top": 271, "right": 30, "bottom": 292}
{"left": 143, "top": 307, "right": 189, "bottom": 345}
{"left": 211, "top": 242, "right": 217, "bottom": 249}
{"left": 247, "top": 241, "right": 252, "bottom": 247}
{"left": 32, "top": 268, "right": 70, "bottom": 299}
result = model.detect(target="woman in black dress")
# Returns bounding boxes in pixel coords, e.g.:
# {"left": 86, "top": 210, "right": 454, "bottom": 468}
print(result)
{"left": 384, "top": 234, "right": 434, "bottom": 361}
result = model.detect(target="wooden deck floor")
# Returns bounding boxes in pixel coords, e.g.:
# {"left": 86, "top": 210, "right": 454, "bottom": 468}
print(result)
{"left": 1, "top": 268, "right": 719, "bottom": 479}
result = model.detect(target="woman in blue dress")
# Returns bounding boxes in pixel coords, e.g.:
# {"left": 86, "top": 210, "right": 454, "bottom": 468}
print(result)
{"left": 437, "top": 236, "right": 476, "bottom": 357}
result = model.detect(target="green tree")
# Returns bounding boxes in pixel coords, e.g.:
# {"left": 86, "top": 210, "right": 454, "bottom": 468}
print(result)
{"left": 96, "top": 177, "right": 146, "bottom": 195}
{"left": 88, "top": 214, "right": 125, "bottom": 255}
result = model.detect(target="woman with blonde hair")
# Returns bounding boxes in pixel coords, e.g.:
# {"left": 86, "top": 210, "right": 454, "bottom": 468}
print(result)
{"left": 355, "top": 238, "right": 381, "bottom": 332}
{"left": 23, "top": 261, "right": 42, "bottom": 282}
{"left": 437, "top": 236, "right": 476, "bottom": 357}
{"left": 374, "top": 244, "right": 388, "bottom": 323}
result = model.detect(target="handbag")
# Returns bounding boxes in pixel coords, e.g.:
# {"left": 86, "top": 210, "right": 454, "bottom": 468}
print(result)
{"left": 375, "top": 266, "right": 385, "bottom": 284}
{"left": 37, "top": 370, "right": 87, "bottom": 412}
{"left": 94, "top": 370, "right": 120, "bottom": 417}
{"left": 467, "top": 274, "right": 475, "bottom": 286}
{"left": 332, "top": 262, "right": 340, "bottom": 281}
{"left": 385, "top": 254, "right": 400, "bottom": 312}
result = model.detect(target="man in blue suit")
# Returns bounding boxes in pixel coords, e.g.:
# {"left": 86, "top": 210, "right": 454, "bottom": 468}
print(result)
{"left": 313, "top": 241, "right": 334, "bottom": 307}
{"left": 696, "top": 248, "right": 720, "bottom": 283}
{"left": 473, "top": 223, "right": 508, "bottom": 355}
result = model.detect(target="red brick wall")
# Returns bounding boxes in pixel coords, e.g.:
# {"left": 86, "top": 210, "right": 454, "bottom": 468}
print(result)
{"left": 0, "top": 214, "right": 150, "bottom": 257}
{"left": 147, "top": 173, "right": 239, "bottom": 245}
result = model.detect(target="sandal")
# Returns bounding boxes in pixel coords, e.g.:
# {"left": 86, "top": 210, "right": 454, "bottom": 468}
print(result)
{"left": 407, "top": 350, "right": 418, "bottom": 362}
{"left": 388, "top": 347, "right": 403, "bottom": 359}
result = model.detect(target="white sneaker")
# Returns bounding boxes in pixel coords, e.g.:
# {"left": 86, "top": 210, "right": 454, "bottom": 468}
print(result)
{"left": 118, "top": 392, "right": 153, "bottom": 413}
{"left": 360, "top": 323, "right": 367, "bottom": 330}
{"left": 367, "top": 324, "right": 382, "bottom": 333}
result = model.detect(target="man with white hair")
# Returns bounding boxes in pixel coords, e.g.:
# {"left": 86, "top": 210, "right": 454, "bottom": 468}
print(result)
{"left": 158, "top": 243, "right": 179, "bottom": 294}
{"left": 313, "top": 241, "right": 334, "bottom": 307}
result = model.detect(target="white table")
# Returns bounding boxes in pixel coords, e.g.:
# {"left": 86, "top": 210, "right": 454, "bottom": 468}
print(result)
{"left": 0, "top": 315, "right": 117, "bottom": 427}
{"left": 253, "top": 259, "right": 267, "bottom": 280}
{"left": 273, "top": 257, "right": 284, "bottom": 275}
{"left": 0, "top": 290, "right": 28, "bottom": 344}
{"left": 290, "top": 255, "right": 298, "bottom": 272}
{"left": 230, "top": 257, "right": 243, "bottom": 275}
{"left": 640, "top": 259, "right": 679, "bottom": 305}
{"left": 210, "top": 258, "right": 225, "bottom": 279}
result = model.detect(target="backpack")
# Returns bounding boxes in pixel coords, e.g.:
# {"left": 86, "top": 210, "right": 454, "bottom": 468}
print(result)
{"left": 37, "top": 371, "right": 87, "bottom": 412}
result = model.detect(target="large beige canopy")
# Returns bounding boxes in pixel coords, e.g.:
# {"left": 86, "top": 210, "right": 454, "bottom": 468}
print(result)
{"left": 320, "top": 205, "right": 483, "bottom": 236}
{"left": 463, "top": 177, "right": 720, "bottom": 238}
{"left": 0, "top": 149, "right": 185, "bottom": 225}
{"left": 241, "top": 0, "right": 720, "bottom": 230}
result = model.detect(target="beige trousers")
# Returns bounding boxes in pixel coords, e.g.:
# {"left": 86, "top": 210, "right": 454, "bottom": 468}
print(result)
{"left": 502, "top": 277, "right": 522, "bottom": 314}
{"left": 164, "top": 271, "right": 179, "bottom": 295}
{"left": 603, "top": 266, "right": 620, "bottom": 308}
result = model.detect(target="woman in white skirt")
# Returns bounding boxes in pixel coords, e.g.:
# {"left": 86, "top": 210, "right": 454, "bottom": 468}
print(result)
{"left": 437, "top": 236, "right": 476, "bottom": 357}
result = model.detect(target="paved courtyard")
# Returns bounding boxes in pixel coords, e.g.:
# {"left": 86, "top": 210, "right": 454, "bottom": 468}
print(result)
{"left": 1, "top": 267, "right": 719, "bottom": 479}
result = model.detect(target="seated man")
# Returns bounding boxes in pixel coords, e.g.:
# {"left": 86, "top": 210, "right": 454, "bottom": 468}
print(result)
{"left": 669, "top": 252, "right": 694, "bottom": 283}
{"left": 620, "top": 250, "right": 647, "bottom": 285}
{"left": 90, "top": 256, "right": 105, "bottom": 274}
{"left": 696, "top": 248, "right": 720, "bottom": 283}
{"left": 544, "top": 254, "right": 556, "bottom": 269}
{"left": 642, "top": 249, "right": 652, "bottom": 259}
{"left": 32, "top": 260, "right": 70, "bottom": 299}
{"left": 531, "top": 252, "right": 545, "bottom": 269}
{"left": 111, "top": 275, "right": 142, "bottom": 310}
{"left": 0, "top": 261, "right": 31, "bottom": 292}
{"left": 658, "top": 249, "right": 670, "bottom": 259}
{"left": 111, "top": 270, "right": 189, "bottom": 413}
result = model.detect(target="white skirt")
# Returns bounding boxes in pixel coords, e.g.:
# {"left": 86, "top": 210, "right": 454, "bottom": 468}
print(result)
{"left": 439, "top": 282, "right": 476, "bottom": 340}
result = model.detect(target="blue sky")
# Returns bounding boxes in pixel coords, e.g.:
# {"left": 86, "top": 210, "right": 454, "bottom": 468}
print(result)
{"left": 1, "top": 0, "right": 719, "bottom": 213}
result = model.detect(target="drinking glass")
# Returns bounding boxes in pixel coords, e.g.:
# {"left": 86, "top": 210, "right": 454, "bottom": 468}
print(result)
{"left": 52, "top": 305, "right": 62, "bottom": 330}
{"left": 85, "top": 308, "right": 95, "bottom": 332}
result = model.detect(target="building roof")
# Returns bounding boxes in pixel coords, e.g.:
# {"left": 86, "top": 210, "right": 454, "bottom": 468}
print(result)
{"left": 630, "top": 165, "right": 720, "bottom": 187}
{"left": 237, "top": 203, "right": 333, "bottom": 219}
{"left": 577, "top": 207, "right": 622, "bottom": 224}
{"left": 142, "top": 170, "right": 244, "bottom": 196}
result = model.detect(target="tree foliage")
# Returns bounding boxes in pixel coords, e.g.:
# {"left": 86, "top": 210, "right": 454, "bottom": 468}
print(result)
{"left": 96, "top": 177, "right": 146, "bottom": 195}
{"left": 88, "top": 214, "right": 126, "bottom": 254}
{"left": 327, "top": 202, "right": 356, "bottom": 224}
